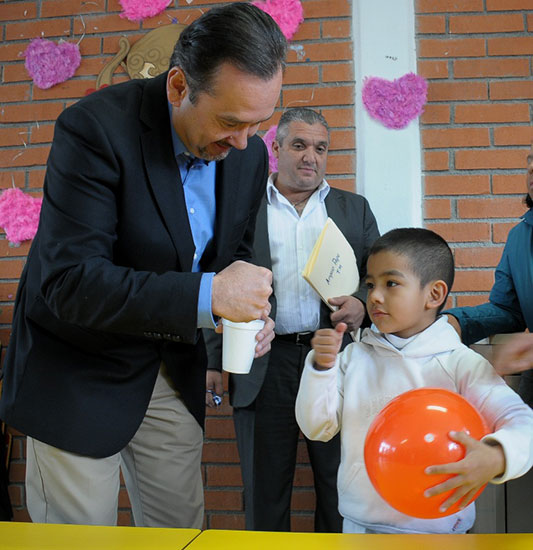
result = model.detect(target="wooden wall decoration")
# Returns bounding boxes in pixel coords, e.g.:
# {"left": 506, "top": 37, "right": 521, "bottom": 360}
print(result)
{"left": 94, "top": 23, "right": 186, "bottom": 90}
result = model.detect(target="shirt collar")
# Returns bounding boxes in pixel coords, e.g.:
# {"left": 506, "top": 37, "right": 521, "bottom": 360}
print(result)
{"left": 168, "top": 102, "right": 209, "bottom": 165}
{"left": 522, "top": 207, "right": 533, "bottom": 226}
{"left": 266, "top": 173, "right": 330, "bottom": 205}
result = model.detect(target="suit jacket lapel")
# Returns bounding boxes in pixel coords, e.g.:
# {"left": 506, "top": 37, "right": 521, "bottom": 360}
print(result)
{"left": 139, "top": 72, "right": 195, "bottom": 272}
{"left": 325, "top": 190, "right": 350, "bottom": 240}
{"left": 252, "top": 198, "right": 272, "bottom": 270}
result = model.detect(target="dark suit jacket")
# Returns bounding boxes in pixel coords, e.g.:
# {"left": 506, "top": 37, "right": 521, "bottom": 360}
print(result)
{"left": 205, "top": 187, "right": 380, "bottom": 408}
{"left": 0, "top": 72, "right": 268, "bottom": 458}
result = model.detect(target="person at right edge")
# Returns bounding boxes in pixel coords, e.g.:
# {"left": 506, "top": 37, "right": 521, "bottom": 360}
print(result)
{"left": 205, "top": 107, "right": 379, "bottom": 532}
{"left": 445, "top": 144, "right": 533, "bottom": 407}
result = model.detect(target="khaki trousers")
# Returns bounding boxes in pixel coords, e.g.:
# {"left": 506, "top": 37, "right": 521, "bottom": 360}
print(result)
{"left": 25, "top": 366, "right": 204, "bottom": 527}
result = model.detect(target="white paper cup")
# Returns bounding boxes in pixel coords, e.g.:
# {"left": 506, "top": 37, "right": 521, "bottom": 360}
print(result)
{"left": 222, "top": 318, "right": 265, "bottom": 374}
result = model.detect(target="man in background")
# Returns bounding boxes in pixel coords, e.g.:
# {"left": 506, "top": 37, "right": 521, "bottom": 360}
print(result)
{"left": 205, "top": 108, "right": 380, "bottom": 532}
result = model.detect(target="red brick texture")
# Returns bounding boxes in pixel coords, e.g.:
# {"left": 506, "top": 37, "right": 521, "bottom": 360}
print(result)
{"left": 1, "top": 0, "right": 532, "bottom": 532}
{"left": 417, "top": 0, "right": 533, "bottom": 306}
{"left": 0, "top": 0, "right": 355, "bottom": 531}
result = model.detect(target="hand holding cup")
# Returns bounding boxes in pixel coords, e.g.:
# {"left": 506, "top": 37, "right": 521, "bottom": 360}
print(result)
{"left": 212, "top": 260, "right": 272, "bottom": 322}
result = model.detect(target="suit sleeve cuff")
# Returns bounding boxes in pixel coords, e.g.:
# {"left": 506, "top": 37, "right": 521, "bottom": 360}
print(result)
{"left": 197, "top": 272, "right": 217, "bottom": 329}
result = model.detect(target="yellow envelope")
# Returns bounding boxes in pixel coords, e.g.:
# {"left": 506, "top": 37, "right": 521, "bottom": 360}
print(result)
{"left": 302, "top": 218, "right": 359, "bottom": 311}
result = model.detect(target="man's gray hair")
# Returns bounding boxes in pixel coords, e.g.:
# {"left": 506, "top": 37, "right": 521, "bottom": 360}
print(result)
{"left": 275, "top": 108, "right": 329, "bottom": 145}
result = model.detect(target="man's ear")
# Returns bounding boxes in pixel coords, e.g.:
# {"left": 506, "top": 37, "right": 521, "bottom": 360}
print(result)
{"left": 426, "top": 280, "right": 448, "bottom": 311}
{"left": 270, "top": 139, "right": 280, "bottom": 159}
{"left": 271, "top": 139, "right": 281, "bottom": 160}
{"left": 167, "top": 67, "right": 188, "bottom": 106}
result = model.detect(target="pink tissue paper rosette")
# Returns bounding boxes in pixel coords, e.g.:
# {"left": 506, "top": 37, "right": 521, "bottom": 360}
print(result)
{"left": 252, "top": 0, "right": 304, "bottom": 41}
{"left": 0, "top": 188, "right": 42, "bottom": 246}
{"left": 362, "top": 73, "right": 428, "bottom": 130}
{"left": 119, "top": 0, "right": 172, "bottom": 22}
{"left": 262, "top": 125, "right": 278, "bottom": 173}
{"left": 24, "top": 38, "right": 81, "bottom": 90}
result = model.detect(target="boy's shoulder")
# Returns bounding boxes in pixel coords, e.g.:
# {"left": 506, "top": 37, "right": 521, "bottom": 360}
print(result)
{"left": 436, "top": 341, "right": 496, "bottom": 380}
{"left": 448, "top": 341, "right": 489, "bottom": 362}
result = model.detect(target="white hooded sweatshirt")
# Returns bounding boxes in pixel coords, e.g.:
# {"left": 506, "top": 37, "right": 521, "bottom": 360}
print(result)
{"left": 295, "top": 316, "right": 533, "bottom": 534}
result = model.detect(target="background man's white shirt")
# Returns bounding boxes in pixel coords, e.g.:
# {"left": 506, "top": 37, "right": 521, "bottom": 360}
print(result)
{"left": 266, "top": 174, "right": 330, "bottom": 334}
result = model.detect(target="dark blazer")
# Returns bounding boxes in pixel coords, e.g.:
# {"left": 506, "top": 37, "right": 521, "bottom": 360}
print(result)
{"left": 0, "top": 72, "right": 268, "bottom": 458}
{"left": 205, "top": 187, "right": 380, "bottom": 408}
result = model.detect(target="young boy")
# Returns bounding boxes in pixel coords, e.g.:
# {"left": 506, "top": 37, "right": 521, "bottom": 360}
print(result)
{"left": 295, "top": 228, "right": 533, "bottom": 534}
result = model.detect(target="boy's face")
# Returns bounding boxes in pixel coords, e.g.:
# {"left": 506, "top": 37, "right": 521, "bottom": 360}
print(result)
{"left": 365, "top": 250, "right": 438, "bottom": 339}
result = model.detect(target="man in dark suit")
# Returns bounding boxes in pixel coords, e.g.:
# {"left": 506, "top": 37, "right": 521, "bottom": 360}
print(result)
{"left": 0, "top": 3, "right": 286, "bottom": 527}
{"left": 0, "top": 361, "right": 12, "bottom": 521}
{"left": 205, "top": 108, "right": 380, "bottom": 532}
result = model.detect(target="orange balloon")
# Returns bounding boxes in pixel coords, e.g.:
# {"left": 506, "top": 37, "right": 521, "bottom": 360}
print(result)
{"left": 364, "top": 388, "right": 488, "bottom": 519}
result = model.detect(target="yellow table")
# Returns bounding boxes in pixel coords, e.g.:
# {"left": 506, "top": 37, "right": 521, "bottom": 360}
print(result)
{"left": 3, "top": 524, "right": 533, "bottom": 550}
{"left": 187, "top": 530, "right": 533, "bottom": 550}
{"left": 0, "top": 522, "right": 200, "bottom": 549}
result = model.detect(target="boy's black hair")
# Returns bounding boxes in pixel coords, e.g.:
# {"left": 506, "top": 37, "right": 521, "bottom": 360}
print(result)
{"left": 369, "top": 228, "right": 454, "bottom": 313}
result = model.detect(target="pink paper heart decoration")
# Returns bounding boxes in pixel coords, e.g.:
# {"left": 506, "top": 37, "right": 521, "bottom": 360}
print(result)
{"left": 362, "top": 73, "right": 428, "bottom": 130}
{"left": 252, "top": 0, "right": 304, "bottom": 41}
{"left": 262, "top": 125, "right": 278, "bottom": 173}
{"left": 0, "top": 188, "right": 42, "bottom": 246}
{"left": 119, "top": 0, "right": 172, "bottom": 22}
{"left": 24, "top": 38, "right": 81, "bottom": 90}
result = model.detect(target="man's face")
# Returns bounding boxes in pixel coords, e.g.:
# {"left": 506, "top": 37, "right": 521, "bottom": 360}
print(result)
{"left": 272, "top": 121, "right": 329, "bottom": 194}
{"left": 167, "top": 63, "right": 282, "bottom": 161}
{"left": 527, "top": 145, "right": 533, "bottom": 200}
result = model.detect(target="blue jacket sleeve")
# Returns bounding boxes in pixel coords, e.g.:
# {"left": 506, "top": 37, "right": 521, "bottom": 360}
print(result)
{"left": 445, "top": 239, "right": 526, "bottom": 345}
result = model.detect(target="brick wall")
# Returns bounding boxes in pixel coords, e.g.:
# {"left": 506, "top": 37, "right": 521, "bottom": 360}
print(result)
{"left": 0, "top": 0, "right": 355, "bottom": 529}
{"left": 416, "top": 0, "right": 533, "bottom": 308}
{"left": 2, "top": 0, "right": 533, "bottom": 531}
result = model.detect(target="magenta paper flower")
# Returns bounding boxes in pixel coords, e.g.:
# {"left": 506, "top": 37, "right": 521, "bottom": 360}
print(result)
{"left": 262, "top": 125, "right": 278, "bottom": 173}
{"left": 0, "top": 188, "right": 42, "bottom": 246}
{"left": 119, "top": 0, "right": 172, "bottom": 22}
{"left": 24, "top": 38, "right": 81, "bottom": 90}
{"left": 362, "top": 73, "right": 428, "bottom": 130}
{"left": 252, "top": 0, "right": 304, "bottom": 41}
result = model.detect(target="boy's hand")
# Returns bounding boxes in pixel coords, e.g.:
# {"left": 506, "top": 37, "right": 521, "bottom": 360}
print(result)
{"left": 423, "top": 431, "right": 505, "bottom": 513}
{"left": 311, "top": 322, "right": 347, "bottom": 370}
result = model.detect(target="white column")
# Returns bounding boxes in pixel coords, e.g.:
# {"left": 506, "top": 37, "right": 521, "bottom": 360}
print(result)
{"left": 352, "top": 0, "right": 422, "bottom": 234}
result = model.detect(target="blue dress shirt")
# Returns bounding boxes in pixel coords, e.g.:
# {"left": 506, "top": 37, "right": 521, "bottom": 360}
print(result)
{"left": 169, "top": 105, "right": 216, "bottom": 328}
